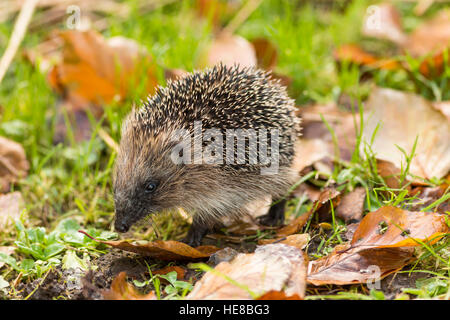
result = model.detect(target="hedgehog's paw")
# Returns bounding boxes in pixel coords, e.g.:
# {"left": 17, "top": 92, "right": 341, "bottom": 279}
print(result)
{"left": 181, "top": 222, "right": 210, "bottom": 247}
{"left": 258, "top": 199, "right": 286, "bottom": 226}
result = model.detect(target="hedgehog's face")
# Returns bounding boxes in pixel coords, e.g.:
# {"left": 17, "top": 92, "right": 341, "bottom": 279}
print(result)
{"left": 113, "top": 127, "right": 186, "bottom": 233}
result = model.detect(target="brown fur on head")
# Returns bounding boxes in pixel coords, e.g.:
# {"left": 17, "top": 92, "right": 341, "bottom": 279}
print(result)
{"left": 113, "top": 112, "right": 187, "bottom": 232}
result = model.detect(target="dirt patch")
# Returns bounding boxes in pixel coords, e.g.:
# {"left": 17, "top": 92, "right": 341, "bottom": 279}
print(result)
{"left": 17, "top": 249, "right": 160, "bottom": 300}
{"left": 379, "top": 271, "right": 429, "bottom": 299}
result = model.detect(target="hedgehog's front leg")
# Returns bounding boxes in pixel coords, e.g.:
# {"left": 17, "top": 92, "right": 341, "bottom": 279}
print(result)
{"left": 258, "top": 198, "right": 286, "bottom": 226}
{"left": 182, "top": 216, "right": 212, "bottom": 247}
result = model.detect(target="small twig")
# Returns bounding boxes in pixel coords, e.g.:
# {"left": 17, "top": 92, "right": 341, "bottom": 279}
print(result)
{"left": 223, "top": 0, "right": 263, "bottom": 35}
{"left": 0, "top": 0, "right": 39, "bottom": 84}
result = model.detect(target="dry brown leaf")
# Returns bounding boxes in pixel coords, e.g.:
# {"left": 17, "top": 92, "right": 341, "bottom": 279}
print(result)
{"left": 362, "top": 87, "right": 450, "bottom": 180}
{"left": 352, "top": 206, "right": 448, "bottom": 249}
{"left": 362, "top": 3, "right": 407, "bottom": 45}
{"left": 409, "top": 184, "right": 449, "bottom": 214}
{"left": 292, "top": 182, "right": 322, "bottom": 202}
{"left": 290, "top": 139, "right": 331, "bottom": 174}
{"left": 307, "top": 243, "right": 414, "bottom": 286}
{"left": 277, "top": 188, "right": 341, "bottom": 237}
{"left": 431, "top": 100, "right": 450, "bottom": 122}
{"left": 0, "top": 192, "right": 24, "bottom": 229}
{"left": 199, "top": 31, "right": 257, "bottom": 68}
{"left": 164, "top": 68, "right": 189, "bottom": 82}
{"left": 187, "top": 243, "right": 307, "bottom": 299}
{"left": 251, "top": 38, "right": 278, "bottom": 70}
{"left": 102, "top": 272, "right": 156, "bottom": 300}
{"left": 333, "top": 44, "right": 400, "bottom": 71}
{"left": 48, "top": 30, "right": 157, "bottom": 109}
{"left": 299, "top": 103, "right": 359, "bottom": 162}
{"left": 418, "top": 49, "right": 450, "bottom": 79}
{"left": 257, "top": 290, "right": 302, "bottom": 300}
{"left": 376, "top": 159, "right": 410, "bottom": 190}
{"left": 403, "top": 10, "right": 450, "bottom": 57}
{"left": 0, "top": 137, "right": 29, "bottom": 193}
{"left": 307, "top": 206, "right": 449, "bottom": 285}
{"left": 79, "top": 230, "right": 219, "bottom": 261}
{"left": 52, "top": 105, "right": 93, "bottom": 144}
{"left": 336, "top": 187, "right": 366, "bottom": 222}
{"left": 258, "top": 233, "right": 309, "bottom": 250}
{"left": 152, "top": 266, "right": 186, "bottom": 281}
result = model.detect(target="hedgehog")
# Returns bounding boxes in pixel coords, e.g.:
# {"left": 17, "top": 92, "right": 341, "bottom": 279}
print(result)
{"left": 113, "top": 64, "right": 301, "bottom": 247}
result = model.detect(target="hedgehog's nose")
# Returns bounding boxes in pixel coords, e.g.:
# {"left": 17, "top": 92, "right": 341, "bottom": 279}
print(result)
{"left": 114, "top": 219, "right": 130, "bottom": 233}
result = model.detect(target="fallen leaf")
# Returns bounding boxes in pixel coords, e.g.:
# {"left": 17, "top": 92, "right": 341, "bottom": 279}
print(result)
{"left": 251, "top": 38, "right": 278, "bottom": 70}
{"left": 431, "top": 100, "right": 450, "bottom": 123}
{"left": 79, "top": 230, "right": 219, "bottom": 261}
{"left": 307, "top": 206, "right": 449, "bottom": 285}
{"left": 333, "top": 44, "right": 399, "bottom": 71}
{"left": 52, "top": 104, "right": 93, "bottom": 144}
{"left": 362, "top": 3, "right": 407, "bottom": 45}
{"left": 258, "top": 234, "right": 310, "bottom": 250}
{"left": 362, "top": 87, "right": 450, "bottom": 180}
{"left": 290, "top": 139, "right": 331, "bottom": 174}
{"left": 48, "top": 30, "right": 157, "bottom": 109}
{"left": 409, "top": 184, "right": 450, "bottom": 214}
{"left": 102, "top": 272, "right": 156, "bottom": 300}
{"left": 164, "top": 68, "right": 189, "bottom": 82}
{"left": 292, "top": 182, "right": 322, "bottom": 201}
{"left": 0, "top": 137, "right": 29, "bottom": 192}
{"left": 299, "top": 103, "right": 359, "bottom": 162}
{"left": 0, "top": 192, "right": 24, "bottom": 229}
{"left": 307, "top": 243, "right": 414, "bottom": 286}
{"left": 352, "top": 206, "right": 449, "bottom": 249}
{"left": 376, "top": 159, "right": 410, "bottom": 190}
{"left": 199, "top": 31, "right": 257, "bottom": 68}
{"left": 403, "top": 10, "right": 450, "bottom": 57}
{"left": 152, "top": 266, "right": 186, "bottom": 280}
{"left": 257, "top": 290, "right": 302, "bottom": 300}
{"left": 418, "top": 49, "right": 450, "bottom": 79}
{"left": 187, "top": 243, "right": 307, "bottom": 299}
{"left": 336, "top": 187, "right": 366, "bottom": 222}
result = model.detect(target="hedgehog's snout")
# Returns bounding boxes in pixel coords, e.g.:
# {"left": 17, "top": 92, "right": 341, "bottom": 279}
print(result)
{"left": 114, "top": 206, "right": 132, "bottom": 233}
{"left": 114, "top": 218, "right": 130, "bottom": 233}
{"left": 113, "top": 192, "right": 134, "bottom": 233}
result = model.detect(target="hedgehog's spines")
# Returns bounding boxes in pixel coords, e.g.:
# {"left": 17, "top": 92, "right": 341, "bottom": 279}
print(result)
{"left": 125, "top": 63, "right": 300, "bottom": 171}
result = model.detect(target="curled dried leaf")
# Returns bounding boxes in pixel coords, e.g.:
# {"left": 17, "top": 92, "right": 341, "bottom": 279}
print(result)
{"left": 103, "top": 272, "right": 156, "bottom": 300}
{"left": 79, "top": 230, "right": 219, "bottom": 261}
{"left": 0, "top": 137, "right": 29, "bottom": 192}
{"left": 199, "top": 31, "right": 257, "bottom": 68}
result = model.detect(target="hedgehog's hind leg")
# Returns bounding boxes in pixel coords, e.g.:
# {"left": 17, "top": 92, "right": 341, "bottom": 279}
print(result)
{"left": 258, "top": 199, "right": 286, "bottom": 226}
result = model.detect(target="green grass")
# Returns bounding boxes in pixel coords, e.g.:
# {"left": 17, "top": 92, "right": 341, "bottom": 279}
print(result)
{"left": 0, "top": 0, "right": 449, "bottom": 300}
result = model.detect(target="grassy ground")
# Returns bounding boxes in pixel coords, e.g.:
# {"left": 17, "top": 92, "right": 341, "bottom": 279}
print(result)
{"left": 0, "top": 0, "right": 449, "bottom": 300}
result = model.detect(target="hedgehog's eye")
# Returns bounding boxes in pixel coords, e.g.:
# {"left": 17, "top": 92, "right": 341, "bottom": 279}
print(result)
{"left": 144, "top": 181, "right": 158, "bottom": 193}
